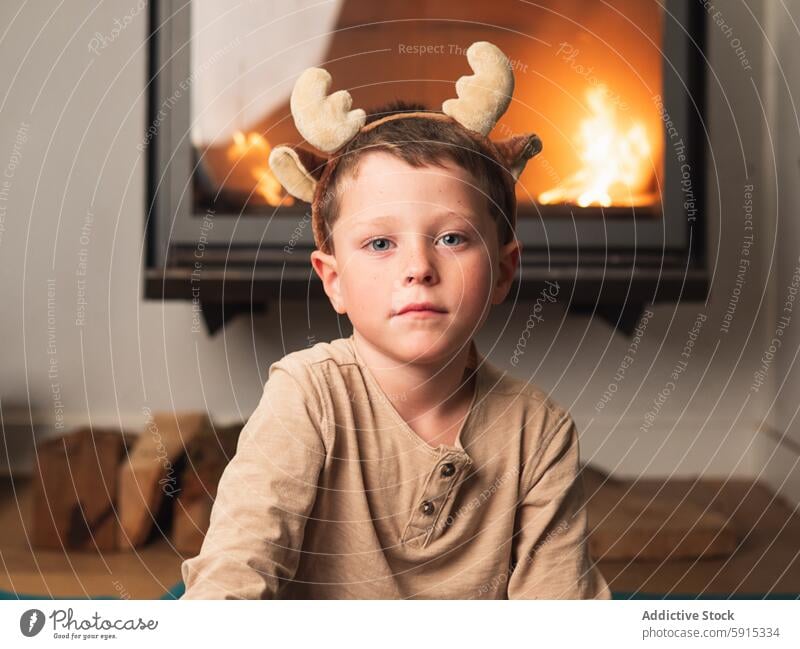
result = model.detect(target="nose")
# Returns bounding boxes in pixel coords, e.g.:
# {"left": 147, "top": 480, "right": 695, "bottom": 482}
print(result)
{"left": 400, "top": 238, "right": 439, "bottom": 287}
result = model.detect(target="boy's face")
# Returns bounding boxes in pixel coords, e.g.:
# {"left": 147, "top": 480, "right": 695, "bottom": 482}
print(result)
{"left": 310, "top": 151, "right": 520, "bottom": 366}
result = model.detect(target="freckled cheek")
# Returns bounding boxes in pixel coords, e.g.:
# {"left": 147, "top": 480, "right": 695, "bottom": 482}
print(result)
{"left": 441, "top": 258, "right": 491, "bottom": 313}
{"left": 446, "top": 255, "right": 492, "bottom": 291}
{"left": 342, "top": 265, "right": 389, "bottom": 310}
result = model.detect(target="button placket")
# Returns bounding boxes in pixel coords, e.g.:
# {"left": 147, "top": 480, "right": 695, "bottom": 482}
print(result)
{"left": 401, "top": 451, "right": 472, "bottom": 548}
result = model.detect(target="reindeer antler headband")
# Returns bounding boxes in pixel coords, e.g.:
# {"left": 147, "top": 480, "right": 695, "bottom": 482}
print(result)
{"left": 268, "top": 41, "right": 542, "bottom": 253}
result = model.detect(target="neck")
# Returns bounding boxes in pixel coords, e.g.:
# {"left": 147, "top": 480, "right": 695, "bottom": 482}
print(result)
{"left": 352, "top": 331, "right": 476, "bottom": 418}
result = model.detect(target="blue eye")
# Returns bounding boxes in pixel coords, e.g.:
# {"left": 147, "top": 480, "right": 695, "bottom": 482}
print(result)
{"left": 438, "top": 233, "right": 465, "bottom": 247}
{"left": 367, "top": 238, "right": 393, "bottom": 252}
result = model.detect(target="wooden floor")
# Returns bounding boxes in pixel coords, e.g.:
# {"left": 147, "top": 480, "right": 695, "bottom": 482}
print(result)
{"left": 592, "top": 476, "right": 800, "bottom": 596}
{"left": 1, "top": 474, "right": 798, "bottom": 599}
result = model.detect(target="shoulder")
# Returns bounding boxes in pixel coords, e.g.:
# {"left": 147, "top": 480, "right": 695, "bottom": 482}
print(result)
{"left": 484, "top": 364, "right": 574, "bottom": 434}
{"left": 481, "top": 363, "right": 578, "bottom": 484}
{"left": 268, "top": 336, "right": 356, "bottom": 382}
{"left": 265, "top": 335, "right": 357, "bottom": 406}
{"left": 257, "top": 338, "right": 357, "bottom": 448}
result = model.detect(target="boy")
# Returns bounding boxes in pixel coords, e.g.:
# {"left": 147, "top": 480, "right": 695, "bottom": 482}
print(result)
{"left": 180, "top": 42, "right": 611, "bottom": 600}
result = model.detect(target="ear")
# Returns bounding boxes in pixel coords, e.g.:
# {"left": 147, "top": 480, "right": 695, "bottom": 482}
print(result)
{"left": 310, "top": 249, "right": 347, "bottom": 314}
{"left": 493, "top": 133, "right": 543, "bottom": 181}
{"left": 491, "top": 238, "right": 522, "bottom": 305}
{"left": 268, "top": 145, "right": 328, "bottom": 203}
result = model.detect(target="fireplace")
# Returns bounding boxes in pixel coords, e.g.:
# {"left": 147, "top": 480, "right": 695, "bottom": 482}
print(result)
{"left": 145, "top": 0, "right": 708, "bottom": 333}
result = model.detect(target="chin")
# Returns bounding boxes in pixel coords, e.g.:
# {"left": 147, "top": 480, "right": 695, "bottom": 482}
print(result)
{"left": 391, "top": 332, "right": 463, "bottom": 365}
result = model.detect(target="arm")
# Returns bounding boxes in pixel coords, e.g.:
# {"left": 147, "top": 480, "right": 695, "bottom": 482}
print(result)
{"left": 180, "top": 364, "right": 326, "bottom": 599}
{"left": 506, "top": 412, "right": 611, "bottom": 600}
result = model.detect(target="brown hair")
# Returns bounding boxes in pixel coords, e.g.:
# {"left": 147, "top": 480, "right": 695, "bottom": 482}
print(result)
{"left": 317, "top": 101, "right": 516, "bottom": 254}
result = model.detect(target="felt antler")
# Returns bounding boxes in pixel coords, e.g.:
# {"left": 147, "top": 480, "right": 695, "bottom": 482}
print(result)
{"left": 442, "top": 41, "right": 515, "bottom": 137}
{"left": 290, "top": 67, "right": 367, "bottom": 153}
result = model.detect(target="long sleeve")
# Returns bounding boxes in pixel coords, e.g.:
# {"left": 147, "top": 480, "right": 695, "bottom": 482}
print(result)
{"left": 180, "top": 363, "right": 327, "bottom": 599}
{"left": 506, "top": 411, "right": 611, "bottom": 600}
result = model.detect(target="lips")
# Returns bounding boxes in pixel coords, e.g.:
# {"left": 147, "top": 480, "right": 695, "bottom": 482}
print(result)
{"left": 395, "top": 302, "right": 447, "bottom": 316}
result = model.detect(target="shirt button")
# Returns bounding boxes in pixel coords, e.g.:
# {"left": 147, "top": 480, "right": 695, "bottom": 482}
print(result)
{"left": 420, "top": 500, "right": 435, "bottom": 515}
{"left": 440, "top": 462, "right": 456, "bottom": 477}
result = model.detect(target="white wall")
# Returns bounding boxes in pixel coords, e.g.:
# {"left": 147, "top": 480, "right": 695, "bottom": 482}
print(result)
{"left": 752, "top": 0, "right": 800, "bottom": 505}
{"left": 0, "top": 1, "right": 796, "bottom": 505}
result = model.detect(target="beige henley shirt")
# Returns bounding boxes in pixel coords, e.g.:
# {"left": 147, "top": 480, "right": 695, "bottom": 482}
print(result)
{"left": 180, "top": 334, "right": 611, "bottom": 599}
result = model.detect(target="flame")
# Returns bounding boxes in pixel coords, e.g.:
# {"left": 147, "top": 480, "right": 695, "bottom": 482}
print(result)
{"left": 226, "top": 130, "right": 294, "bottom": 207}
{"left": 538, "top": 86, "right": 656, "bottom": 207}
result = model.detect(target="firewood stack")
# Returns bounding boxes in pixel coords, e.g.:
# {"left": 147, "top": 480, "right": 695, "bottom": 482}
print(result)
{"left": 171, "top": 422, "right": 242, "bottom": 555}
{"left": 30, "top": 413, "right": 244, "bottom": 555}
{"left": 31, "top": 427, "right": 134, "bottom": 551}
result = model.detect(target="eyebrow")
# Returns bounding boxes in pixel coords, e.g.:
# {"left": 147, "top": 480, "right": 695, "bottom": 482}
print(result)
{"left": 350, "top": 211, "right": 479, "bottom": 230}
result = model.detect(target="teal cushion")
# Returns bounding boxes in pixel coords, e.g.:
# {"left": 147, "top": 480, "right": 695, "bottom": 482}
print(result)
{"left": 1, "top": 583, "right": 797, "bottom": 600}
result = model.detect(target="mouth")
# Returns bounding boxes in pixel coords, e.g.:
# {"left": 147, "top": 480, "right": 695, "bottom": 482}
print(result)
{"left": 395, "top": 302, "right": 448, "bottom": 317}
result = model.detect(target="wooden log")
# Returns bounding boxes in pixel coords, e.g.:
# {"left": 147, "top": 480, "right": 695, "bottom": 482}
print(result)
{"left": 31, "top": 428, "right": 132, "bottom": 551}
{"left": 116, "top": 411, "right": 212, "bottom": 549}
{"left": 172, "top": 422, "right": 243, "bottom": 556}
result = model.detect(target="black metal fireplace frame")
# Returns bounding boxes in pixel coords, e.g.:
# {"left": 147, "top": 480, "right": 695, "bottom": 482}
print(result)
{"left": 144, "top": 0, "right": 708, "bottom": 333}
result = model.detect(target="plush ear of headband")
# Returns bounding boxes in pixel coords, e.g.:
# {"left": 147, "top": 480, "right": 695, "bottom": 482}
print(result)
{"left": 493, "top": 133, "right": 543, "bottom": 181}
{"left": 269, "top": 40, "right": 541, "bottom": 203}
{"left": 268, "top": 145, "right": 327, "bottom": 203}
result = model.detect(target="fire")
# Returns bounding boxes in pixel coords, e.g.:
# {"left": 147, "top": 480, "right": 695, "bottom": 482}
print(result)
{"left": 538, "top": 86, "right": 656, "bottom": 208}
{"left": 227, "top": 130, "right": 294, "bottom": 207}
